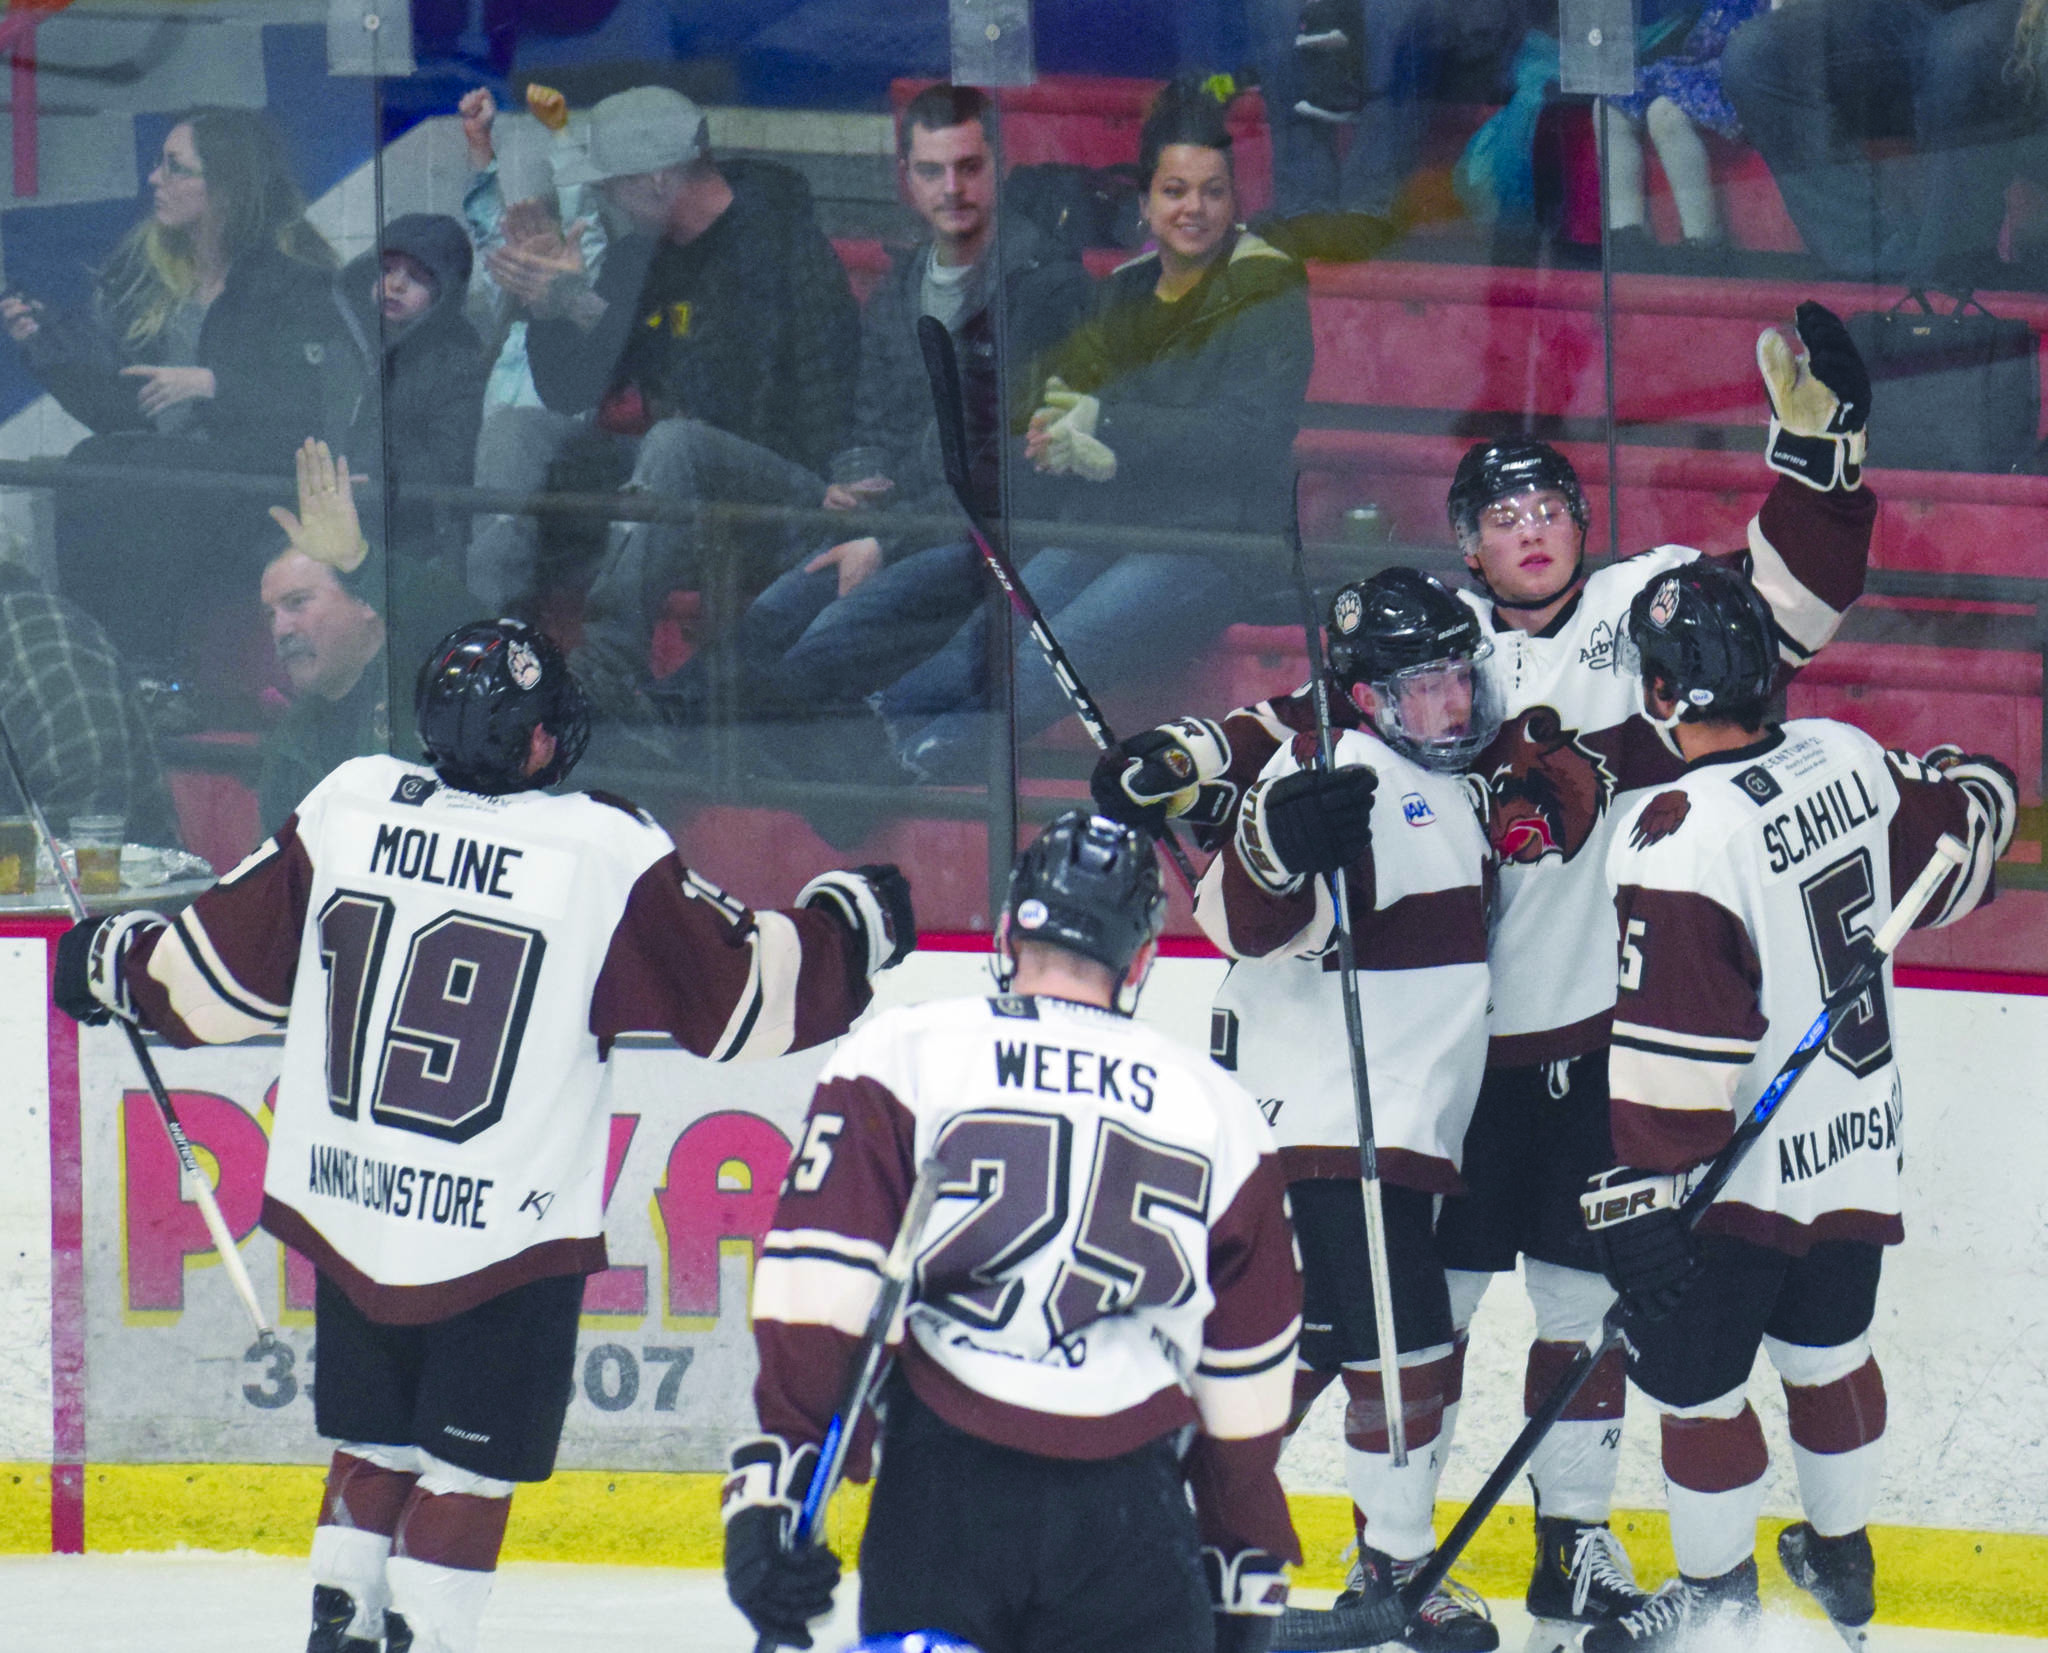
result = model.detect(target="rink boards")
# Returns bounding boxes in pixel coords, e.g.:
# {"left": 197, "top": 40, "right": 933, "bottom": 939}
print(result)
{"left": 0, "top": 942, "right": 2043, "bottom": 1633}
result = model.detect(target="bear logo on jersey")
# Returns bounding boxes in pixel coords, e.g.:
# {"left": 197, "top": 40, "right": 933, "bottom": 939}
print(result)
{"left": 507, "top": 639, "right": 543, "bottom": 691}
{"left": 1630, "top": 789, "right": 1691, "bottom": 848}
{"left": 1479, "top": 706, "right": 1618, "bottom": 865}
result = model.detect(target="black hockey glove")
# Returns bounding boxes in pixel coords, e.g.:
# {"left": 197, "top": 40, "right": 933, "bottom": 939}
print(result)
{"left": 798, "top": 863, "right": 915, "bottom": 974}
{"left": 1760, "top": 301, "right": 1870, "bottom": 491}
{"left": 722, "top": 1435, "right": 841, "bottom": 1649}
{"left": 1206, "top": 1546, "right": 1288, "bottom": 1653}
{"left": 1581, "top": 1167, "right": 1703, "bottom": 1323}
{"left": 53, "top": 911, "right": 162, "bottom": 1027}
{"left": 1235, "top": 764, "right": 1376, "bottom": 893}
{"left": 1089, "top": 716, "right": 1234, "bottom": 835}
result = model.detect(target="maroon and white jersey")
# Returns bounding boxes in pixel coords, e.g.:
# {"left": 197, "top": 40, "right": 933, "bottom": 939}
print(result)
{"left": 751, "top": 992, "right": 1302, "bottom": 1563}
{"left": 120, "top": 753, "right": 869, "bottom": 1324}
{"left": 1467, "top": 477, "right": 1874, "bottom": 1065}
{"left": 1605, "top": 719, "right": 2000, "bottom": 1253}
{"left": 1193, "top": 725, "right": 1490, "bottom": 1192}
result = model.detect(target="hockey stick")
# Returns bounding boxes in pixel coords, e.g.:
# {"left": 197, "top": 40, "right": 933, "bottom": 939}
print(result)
{"left": 752, "top": 1155, "right": 946, "bottom": 1653}
{"left": 914, "top": 314, "right": 1201, "bottom": 893}
{"left": 1284, "top": 475, "right": 1406, "bottom": 1466}
{"left": 0, "top": 712, "right": 277, "bottom": 1349}
{"left": 1273, "top": 831, "right": 1969, "bottom": 1652}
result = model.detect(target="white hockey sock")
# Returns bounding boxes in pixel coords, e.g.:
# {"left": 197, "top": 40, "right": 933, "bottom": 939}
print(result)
{"left": 1346, "top": 1437, "right": 1449, "bottom": 1563}
{"left": 1660, "top": 1395, "right": 1768, "bottom": 1580}
{"left": 386, "top": 1453, "right": 515, "bottom": 1653}
{"left": 1771, "top": 1337, "right": 1887, "bottom": 1537}
{"left": 385, "top": 1555, "right": 496, "bottom": 1653}
{"left": 310, "top": 1525, "right": 393, "bottom": 1639}
{"left": 1644, "top": 96, "right": 1718, "bottom": 241}
{"left": 1790, "top": 1439, "right": 1884, "bottom": 1538}
{"left": 1600, "top": 103, "right": 1647, "bottom": 231}
{"left": 1524, "top": 1261, "right": 1625, "bottom": 1522}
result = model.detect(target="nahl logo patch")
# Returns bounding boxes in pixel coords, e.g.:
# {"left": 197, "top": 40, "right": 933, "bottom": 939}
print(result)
{"left": 1733, "top": 764, "right": 1783, "bottom": 805}
{"left": 1401, "top": 792, "right": 1436, "bottom": 826}
{"left": 391, "top": 774, "right": 438, "bottom": 807}
{"left": 507, "top": 639, "right": 543, "bottom": 691}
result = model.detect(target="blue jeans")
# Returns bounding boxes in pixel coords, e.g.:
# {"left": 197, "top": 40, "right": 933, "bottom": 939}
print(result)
{"left": 876, "top": 547, "right": 1240, "bottom": 783}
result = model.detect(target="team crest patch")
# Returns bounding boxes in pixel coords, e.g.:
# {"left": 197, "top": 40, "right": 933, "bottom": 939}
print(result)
{"left": 1332, "top": 587, "right": 1364, "bottom": 636}
{"left": 507, "top": 639, "right": 543, "bottom": 690}
{"left": 1647, "top": 576, "right": 1682, "bottom": 630}
{"left": 1733, "top": 764, "right": 1783, "bottom": 805}
{"left": 1631, "top": 789, "right": 1691, "bottom": 849}
{"left": 1480, "top": 706, "right": 1619, "bottom": 865}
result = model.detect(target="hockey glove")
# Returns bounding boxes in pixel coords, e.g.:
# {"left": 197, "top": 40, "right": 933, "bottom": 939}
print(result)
{"left": 1235, "top": 764, "right": 1377, "bottom": 894}
{"left": 722, "top": 1436, "right": 841, "bottom": 1649}
{"left": 1922, "top": 745, "right": 2019, "bottom": 859}
{"left": 1089, "top": 716, "right": 1235, "bottom": 835}
{"left": 1581, "top": 1166, "right": 1703, "bottom": 1322}
{"left": 1207, "top": 1547, "right": 1288, "bottom": 1653}
{"left": 1759, "top": 300, "right": 1871, "bottom": 492}
{"left": 52, "top": 910, "right": 162, "bottom": 1027}
{"left": 799, "top": 864, "right": 915, "bottom": 974}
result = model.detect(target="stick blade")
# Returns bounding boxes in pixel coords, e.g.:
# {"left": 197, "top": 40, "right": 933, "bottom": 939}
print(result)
{"left": 916, "top": 314, "right": 974, "bottom": 507}
{"left": 1271, "top": 1595, "right": 1409, "bottom": 1651}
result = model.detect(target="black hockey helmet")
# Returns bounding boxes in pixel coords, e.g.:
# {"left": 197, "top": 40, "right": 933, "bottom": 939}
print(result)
{"left": 1623, "top": 561, "right": 1778, "bottom": 723}
{"left": 415, "top": 619, "right": 591, "bottom": 795}
{"left": 1000, "top": 811, "right": 1166, "bottom": 984}
{"left": 1447, "top": 438, "right": 1589, "bottom": 544}
{"left": 1327, "top": 568, "right": 1503, "bottom": 771}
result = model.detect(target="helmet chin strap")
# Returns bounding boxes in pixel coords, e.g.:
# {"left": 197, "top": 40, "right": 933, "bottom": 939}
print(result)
{"left": 1640, "top": 676, "right": 1687, "bottom": 760}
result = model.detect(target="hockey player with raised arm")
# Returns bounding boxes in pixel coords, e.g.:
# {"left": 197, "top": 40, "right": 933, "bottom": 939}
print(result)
{"left": 50, "top": 619, "right": 915, "bottom": 1653}
{"left": 1581, "top": 561, "right": 2012, "bottom": 1650}
{"left": 1089, "top": 300, "right": 1877, "bottom": 1640}
{"left": 726, "top": 812, "right": 1302, "bottom": 1653}
{"left": 1189, "top": 568, "right": 1501, "bottom": 1652}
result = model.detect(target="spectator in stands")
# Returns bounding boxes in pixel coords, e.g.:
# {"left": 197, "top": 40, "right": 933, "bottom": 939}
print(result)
{"left": 467, "top": 85, "right": 860, "bottom": 712}
{"left": 333, "top": 212, "right": 490, "bottom": 577}
{"left": 458, "top": 84, "right": 607, "bottom": 415}
{"left": 1720, "top": 0, "right": 2024, "bottom": 281}
{"left": 852, "top": 79, "right": 1313, "bottom": 786}
{"left": 641, "top": 83, "right": 1096, "bottom": 729}
{"left": 257, "top": 440, "right": 474, "bottom": 831}
{"left": 1603, "top": 0, "right": 1769, "bottom": 260}
{"left": 0, "top": 533, "right": 180, "bottom": 850}
{"left": 1249, "top": 0, "right": 1526, "bottom": 226}
{"left": 0, "top": 108, "right": 342, "bottom": 675}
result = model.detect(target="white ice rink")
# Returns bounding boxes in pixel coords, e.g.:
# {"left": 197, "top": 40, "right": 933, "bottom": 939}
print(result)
{"left": 5, "top": 1553, "right": 2043, "bottom": 1653}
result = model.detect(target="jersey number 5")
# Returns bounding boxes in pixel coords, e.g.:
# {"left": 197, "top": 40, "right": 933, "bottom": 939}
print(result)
{"left": 317, "top": 890, "right": 548, "bottom": 1142}
{"left": 1799, "top": 849, "right": 1893, "bottom": 1077}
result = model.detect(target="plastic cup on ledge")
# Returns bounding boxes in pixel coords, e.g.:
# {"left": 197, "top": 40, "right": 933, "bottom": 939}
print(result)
{"left": 69, "top": 814, "right": 125, "bottom": 897}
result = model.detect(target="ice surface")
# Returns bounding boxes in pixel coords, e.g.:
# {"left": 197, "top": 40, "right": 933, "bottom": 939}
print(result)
{"left": 4, "top": 1554, "right": 2041, "bottom": 1653}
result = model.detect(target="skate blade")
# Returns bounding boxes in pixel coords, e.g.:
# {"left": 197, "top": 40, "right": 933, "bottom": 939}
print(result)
{"left": 1523, "top": 1617, "right": 1579, "bottom": 1653}
{"left": 1825, "top": 1618, "right": 1871, "bottom": 1651}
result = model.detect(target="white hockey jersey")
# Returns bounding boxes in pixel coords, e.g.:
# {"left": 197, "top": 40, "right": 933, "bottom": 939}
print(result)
{"left": 751, "top": 992, "right": 1302, "bottom": 1562}
{"left": 123, "top": 754, "right": 870, "bottom": 1322}
{"left": 1605, "top": 719, "right": 2001, "bottom": 1252}
{"left": 1466, "top": 476, "right": 1874, "bottom": 1064}
{"left": 1194, "top": 725, "right": 1490, "bottom": 1192}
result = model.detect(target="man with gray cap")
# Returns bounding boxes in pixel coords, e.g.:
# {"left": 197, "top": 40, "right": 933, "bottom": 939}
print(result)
{"left": 469, "top": 84, "right": 859, "bottom": 712}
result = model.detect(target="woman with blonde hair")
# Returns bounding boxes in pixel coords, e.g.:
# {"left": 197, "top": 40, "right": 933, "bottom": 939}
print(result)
{"left": 4, "top": 107, "right": 345, "bottom": 676}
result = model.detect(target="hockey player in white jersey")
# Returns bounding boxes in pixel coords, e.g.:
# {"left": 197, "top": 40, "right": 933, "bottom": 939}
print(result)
{"left": 1580, "top": 562, "right": 2012, "bottom": 1650}
{"left": 1190, "top": 569, "right": 1499, "bottom": 1652}
{"left": 51, "top": 619, "right": 915, "bottom": 1653}
{"left": 726, "top": 812, "right": 1302, "bottom": 1653}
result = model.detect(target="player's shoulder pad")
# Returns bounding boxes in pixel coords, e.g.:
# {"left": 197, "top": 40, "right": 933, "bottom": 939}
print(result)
{"left": 299, "top": 752, "right": 425, "bottom": 822}
{"left": 1598, "top": 541, "right": 1699, "bottom": 605}
{"left": 815, "top": 996, "right": 974, "bottom": 1089}
{"left": 578, "top": 788, "right": 659, "bottom": 828}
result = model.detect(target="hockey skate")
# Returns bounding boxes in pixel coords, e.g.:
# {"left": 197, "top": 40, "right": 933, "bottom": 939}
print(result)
{"left": 1777, "top": 1522, "right": 1876, "bottom": 1649}
{"left": 306, "top": 1584, "right": 379, "bottom": 1653}
{"left": 1523, "top": 1518, "right": 1652, "bottom": 1650}
{"left": 1273, "top": 1544, "right": 1498, "bottom": 1653}
{"left": 1577, "top": 1557, "right": 1759, "bottom": 1653}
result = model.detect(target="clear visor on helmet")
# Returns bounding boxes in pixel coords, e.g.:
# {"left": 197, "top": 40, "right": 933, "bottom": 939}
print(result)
{"left": 1352, "top": 641, "right": 1504, "bottom": 772}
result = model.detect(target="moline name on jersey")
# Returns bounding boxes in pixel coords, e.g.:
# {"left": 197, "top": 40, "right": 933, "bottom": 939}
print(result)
{"left": 994, "top": 1038, "right": 1158, "bottom": 1110}
{"left": 1777, "top": 1091, "right": 1900, "bottom": 1185}
{"left": 1761, "top": 772, "right": 1881, "bottom": 874}
{"left": 369, "top": 821, "right": 525, "bottom": 900}
{"left": 308, "top": 1142, "right": 494, "bottom": 1230}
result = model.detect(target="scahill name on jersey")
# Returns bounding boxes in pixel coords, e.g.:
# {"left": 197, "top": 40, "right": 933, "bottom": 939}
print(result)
{"left": 1778, "top": 1094, "right": 1900, "bottom": 1184}
{"left": 369, "top": 821, "right": 524, "bottom": 900}
{"left": 308, "top": 1142, "right": 493, "bottom": 1229}
{"left": 1762, "top": 772, "right": 1881, "bottom": 874}
{"left": 995, "top": 1039, "right": 1158, "bottom": 1110}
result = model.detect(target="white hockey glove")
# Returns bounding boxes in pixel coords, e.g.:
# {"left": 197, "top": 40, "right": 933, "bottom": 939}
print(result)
{"left": 722, "top": 1435, "right": 839, "bottom": 1649}
{"left": 1090, "top": 716, "right": 1236, "bottom": 835}
{"left": 1581, "top": 1166, "right": 1703, "bottom": 1322}
{"left": 799, "top": 863, "right": 915, "bottom": 974}
{"left": 1206, "top": 1546, "right": 1288, "bottom": 1653}
{"left": 1759, "top": 300, "right": 1870, "bottom": 492}
{"left": 52, "top": 910, "right": 164, "bottom": 1027}
{"left": 1921, "top": 744, "right": 2019, "bottom": 859}
{"left": 1235, "top": 765, "right": 1377, "bottom": 895}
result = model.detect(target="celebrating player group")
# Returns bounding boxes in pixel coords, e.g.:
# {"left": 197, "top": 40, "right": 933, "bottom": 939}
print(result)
{"left": 47, "top": 299, "right": 2015, "bottom": 1653}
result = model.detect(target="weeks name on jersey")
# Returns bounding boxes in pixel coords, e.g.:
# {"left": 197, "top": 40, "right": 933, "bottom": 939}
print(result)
{"left": 307, "top": 1141, "right": 493, "bottom": 1230}
{"left": 995, "top": 1036, "right": 1158, "bottom": 1110}
{"left": 1761, "top": 770, "right": 1882, "bottom": 874}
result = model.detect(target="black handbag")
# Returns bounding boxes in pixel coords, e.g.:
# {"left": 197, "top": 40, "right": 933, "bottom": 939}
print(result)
{"left": 1845, "top": 289, "right": 2040, "bottom": 473}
